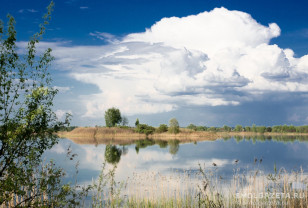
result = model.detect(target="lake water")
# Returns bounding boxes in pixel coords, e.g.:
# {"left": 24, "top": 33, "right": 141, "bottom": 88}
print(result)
{"left": 44, "top": 135, "right": 308, "bottom": 199}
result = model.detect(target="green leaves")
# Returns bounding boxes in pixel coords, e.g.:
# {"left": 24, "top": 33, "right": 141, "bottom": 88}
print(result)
{"left": 0, "top": 1, "right": 74, "bottom": 206}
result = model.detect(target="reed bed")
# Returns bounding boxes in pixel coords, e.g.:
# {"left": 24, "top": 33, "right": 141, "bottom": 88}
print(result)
{"left": 87, "top": 164, "right": 308, "bottom": 208}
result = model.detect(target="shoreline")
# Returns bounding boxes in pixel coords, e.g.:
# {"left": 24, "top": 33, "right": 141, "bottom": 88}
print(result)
{"left": 57, "top": 127, "right": 308, "bottom": 145}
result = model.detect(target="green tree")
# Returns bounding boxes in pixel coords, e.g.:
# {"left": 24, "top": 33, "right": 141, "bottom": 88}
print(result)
{"left": 168, "top": 118, "right": 180, "bottom": 134}
{"left": 105, "top": 107, "right": 122, "bottom": 127}
{"left": 223, "top": 125, "right": 231, "bottom": 132}
{"left": 187, "top": 124, "right": 197, "bottom": 131}
{"left": 156, "top": 124, "right": 168, "bottom": 133}
{"left": 245, "top": 126, "right": 251, "bottom": 132}
{"left": 234, "top": 125, "right": 243, "bottom": 132}
{"left": 135, "top": 118, "right": 139, "bottom": 126}
{"left": 252, "top": 124, "right": 257, "bottom": 132}
{"left": 0, "top": 2, "right": 75, "bottom": 206}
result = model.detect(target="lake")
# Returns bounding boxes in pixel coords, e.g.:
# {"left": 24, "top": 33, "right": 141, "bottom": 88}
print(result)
{"left": 44, "top": 135, "right": 308, "bottom": 201}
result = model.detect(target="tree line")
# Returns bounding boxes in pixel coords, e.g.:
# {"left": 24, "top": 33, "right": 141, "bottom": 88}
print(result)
{"left": 186, "top": 124, "right": 308, "bottom": 133}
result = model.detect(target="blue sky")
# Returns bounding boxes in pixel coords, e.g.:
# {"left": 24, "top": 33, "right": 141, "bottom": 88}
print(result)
{"left": 1, "top": 0, "right": 308, "bottom": 127}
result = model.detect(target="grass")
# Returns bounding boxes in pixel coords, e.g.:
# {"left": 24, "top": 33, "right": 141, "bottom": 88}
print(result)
{"left": 80, "top": 161, "right": 308, "bottom": 208}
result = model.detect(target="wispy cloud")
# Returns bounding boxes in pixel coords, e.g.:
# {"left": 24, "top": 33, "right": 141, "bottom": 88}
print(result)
{"left": 80, "top": 6, "right": 89, "bottom": 10}
{"left": 18, "top": 9, "right": 38, "bottom": 13}
{"left": 25, "top": 8, "right": 308, "bottom": 118}
{"left": 53, "top": 86, "right": 71, "bottom": 93}
{"left": 89, "top": 32, "right": 119, "bottom": 43}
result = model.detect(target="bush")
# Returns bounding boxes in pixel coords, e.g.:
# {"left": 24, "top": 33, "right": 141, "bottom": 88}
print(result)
{"left": 187, "top": 124, "right": 197, "bottom": 131}
{"left": 257, "top": 126, "right": 266, "bottom": 133}
{"left": 156, "top": 124, "right": 168, "bottom": 133}
{"left": 245, "top": 126, "right": 251, "bottom": 132}
{"left": 208, "top": 127, "right": 218, "bottom": 132}
{"left": 223, "top": 125, "right": 232, "bottom": 132}
{"left": 196, "top": 126, "right": 207, "bottom": 131}
{"left": 234, "top": 125, "right": 243, "bottom": 132}
{"left": 135, "top": 124, "right": 156, "bottom": 135}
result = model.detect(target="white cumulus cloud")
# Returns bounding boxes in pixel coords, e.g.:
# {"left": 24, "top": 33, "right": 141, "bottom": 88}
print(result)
{"left": 45, "top": 7, "right": 308, "bottom": 118}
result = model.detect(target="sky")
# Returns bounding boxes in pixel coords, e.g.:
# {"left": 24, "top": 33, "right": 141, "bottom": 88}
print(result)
{"left": 1, "top": 0, "right": 308, "bottom": 127}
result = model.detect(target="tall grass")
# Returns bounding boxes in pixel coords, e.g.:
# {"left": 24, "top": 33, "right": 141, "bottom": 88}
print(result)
{"left": 84, "top": 162, "right": 308, "bottom": 207}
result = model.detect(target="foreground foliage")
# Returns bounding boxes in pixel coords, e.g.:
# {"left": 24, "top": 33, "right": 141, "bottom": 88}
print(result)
{"left": 0, "top": 2, "right": 77, "bottom": 207}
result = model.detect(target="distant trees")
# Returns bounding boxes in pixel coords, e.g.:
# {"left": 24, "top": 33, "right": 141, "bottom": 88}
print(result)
{"left": 223, "top": 125, "right": 231, "bottom": 132}
{"left": 168, "top": 118, "right": 180, "bottom": 134}
{"left": 187, "top": 124, "right": 197, "bottom": 131}
{"left": 105, "top": 107, "right": 122, "bottom": 127}
{"left": 234, "top": 125, "right": 243, "bottom": 132}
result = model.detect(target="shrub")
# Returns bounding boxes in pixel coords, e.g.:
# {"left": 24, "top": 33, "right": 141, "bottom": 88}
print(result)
{"left": 196, "top": 126, "right": 207, "bottom": 131}
{"left": 156, "top": 124, "right": 168, "bottom": 133}
{"left": 187, "top": 124, "right": 197, "bottom": 131}
{"left": 234, "top": 125, "right": 243, "bottom": 132}
{"left": 135, "top": 124, "right": 156, "bottom": 135}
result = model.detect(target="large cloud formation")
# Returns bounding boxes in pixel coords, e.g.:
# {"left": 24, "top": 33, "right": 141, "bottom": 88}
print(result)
{"left": 50, "top": 7, "right": 308, "bottom": 117}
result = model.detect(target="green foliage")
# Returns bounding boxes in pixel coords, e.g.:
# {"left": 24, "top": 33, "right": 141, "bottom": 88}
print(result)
{"left": 244, "top": 126, "right": 251, "bottom": 132}
{"left": 104, "top": 145, "right": 122, "bottom": 165}
{"left": 256, "top": 126, "right": 266, "bottom": 133}
{"left": 208, "top": 127, "right": 218, "bottom": 132}
{"left": 252, "top": 124, "right": 257, "bottom": 132}
{"left": 187, "top": 123, "right": 197, "bottom": 131}
{"left": 0, "top": 2, "right": 77, "bottom": 206}
{"left": 223, "top": 125, "right": 231, "bottom": 132}
{"left": 135, "top": 118, "right": 139, "bottom": 126}
{"left": 196, "top": 126, "right": 207, "bottom": 131}
{"left": 105, "top": 107, "right": 122, "bottom": 127}
{"left": 156, "top": 124, "right": 168, "bottom": 133}
{"left": 168, "top": 118, "right": 180, "bottom": 134}
{"left": 266, "top": 126, "right": 272, "bottom": 132}
{"left": 135, "top": 123, "right": 155, "bottom": 135}
{"left": 234, "top": 125, "right": 243, "bottom": 132}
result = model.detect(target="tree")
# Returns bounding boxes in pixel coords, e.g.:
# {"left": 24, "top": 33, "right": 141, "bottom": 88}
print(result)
{"left": 135, "top": 118, "right": 139, "bottom": 126}
{"left": 168, "top": 118, "right": 180, "bottom": 134}
{"left": 156, "top": 124, "right": 168, "bottom": 133}
{"left": 223, "top": 125, "right": 231, "bottom": 132}
{"left": 0, "top": 2, "right": 74, "bottom": 206}
{"left": 187, "top": 124, "right": 197, "bottom": 131}
{"left": 234, "top": 125, "right": 243, "bottom": 132}
{"left": 105, "top": 107, "right": 122, "bottom": 127}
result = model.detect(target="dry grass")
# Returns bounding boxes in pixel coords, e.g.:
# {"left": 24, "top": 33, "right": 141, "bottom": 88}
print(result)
{"left": 58, "top": 127, "right": 218, "bottom": 145}
{"left": 122, "top": 165, "right": 308, "bottom": 208}
{"left": 58, "top": 127, "right": 308, "bottom": 145}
